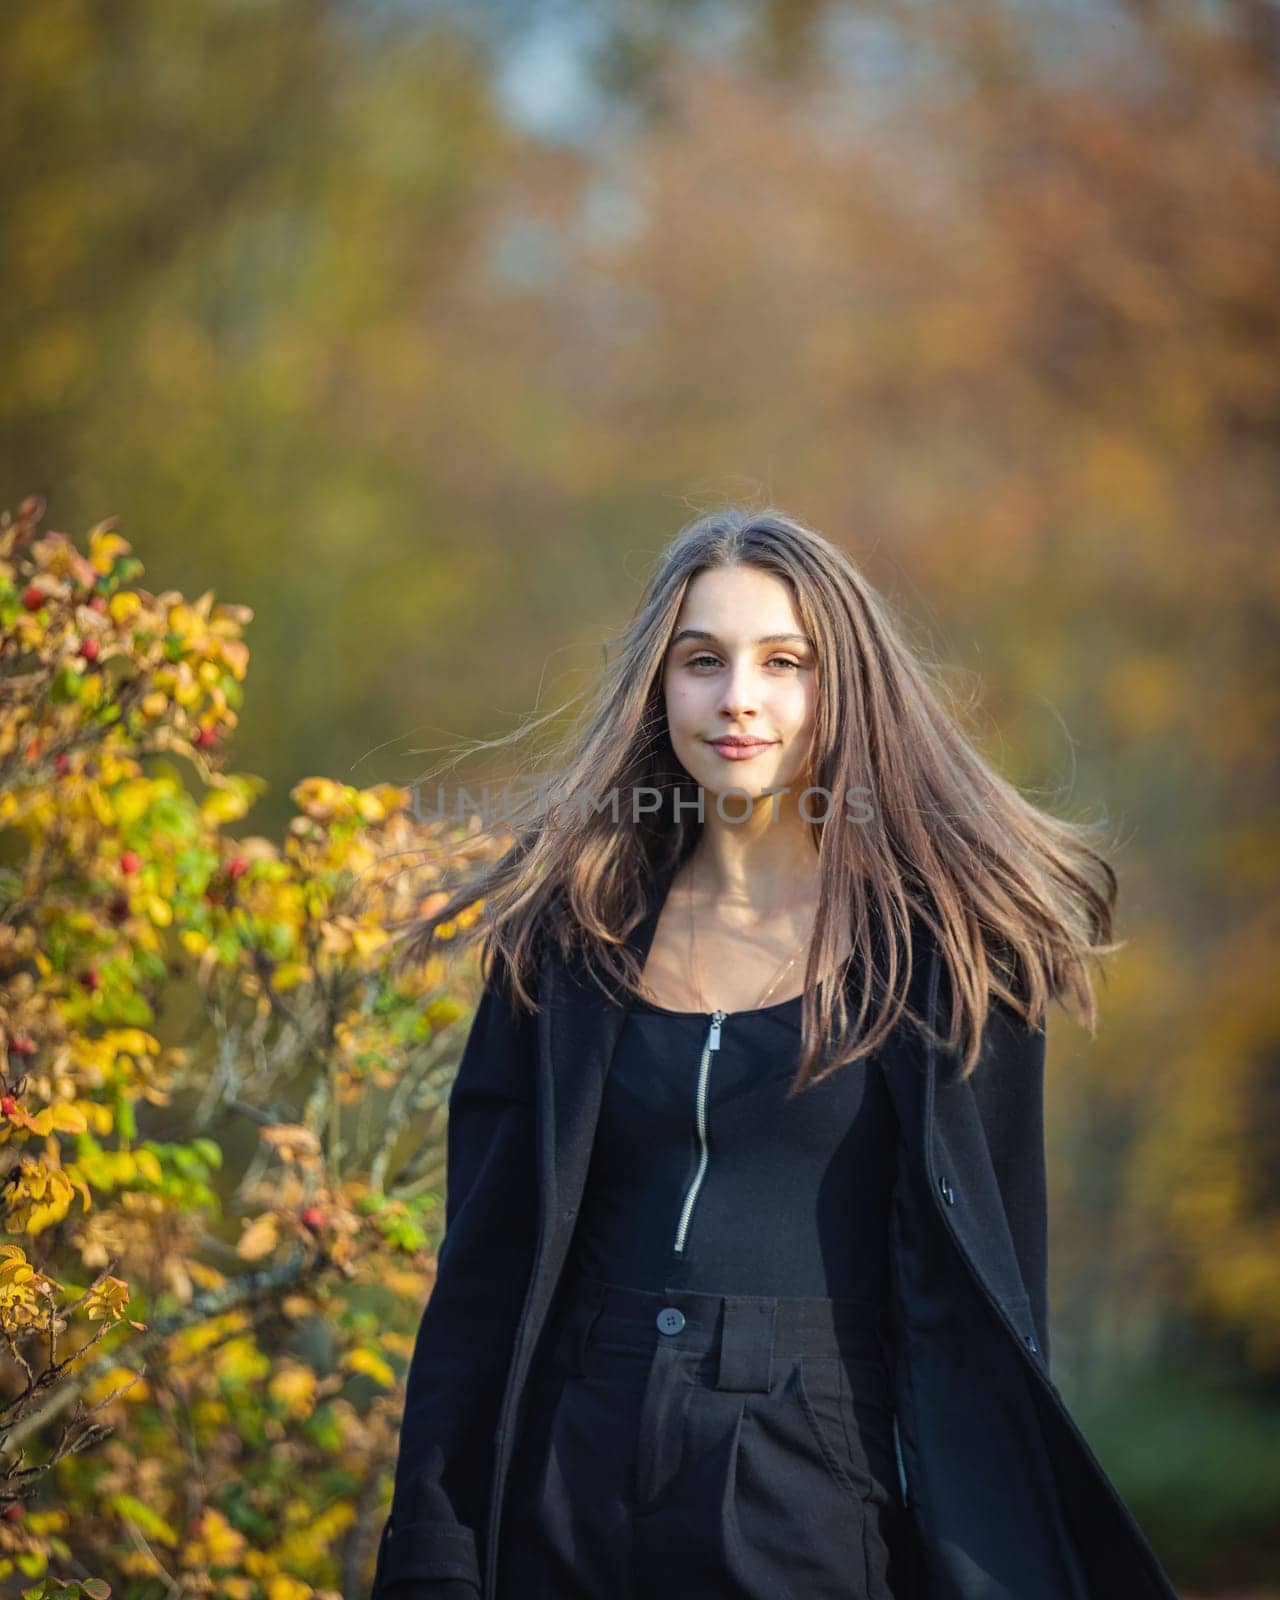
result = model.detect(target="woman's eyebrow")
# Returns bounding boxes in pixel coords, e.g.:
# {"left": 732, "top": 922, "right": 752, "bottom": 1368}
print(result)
{"left": 671, "top": 629, "right": 813, "bottom": 648}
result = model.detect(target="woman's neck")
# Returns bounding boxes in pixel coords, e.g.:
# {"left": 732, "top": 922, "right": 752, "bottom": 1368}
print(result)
{"left": 685, "top": 816, "right": 823, "bottom": 928}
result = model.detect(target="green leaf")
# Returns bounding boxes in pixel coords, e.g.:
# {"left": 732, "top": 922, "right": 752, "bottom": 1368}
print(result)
{"left": 191, "top": 1137, "right": 223, "bottom": 1170}
{"left": 114, "top": 1098, "right": 137, "bottom": 1142}
{"left": 111, "top": 1493, "right": 178, "bottom": 1547}
{"left": 108, "top": 991, "right": 154, "bottom": 1026}
{"left": 50, "top": 664, "right": 83, "bottom": 704}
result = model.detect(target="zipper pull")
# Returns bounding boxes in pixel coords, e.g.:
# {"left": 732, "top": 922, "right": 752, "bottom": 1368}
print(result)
{"left": 708, "top": 1008, "right": 725, "bottom": 1051}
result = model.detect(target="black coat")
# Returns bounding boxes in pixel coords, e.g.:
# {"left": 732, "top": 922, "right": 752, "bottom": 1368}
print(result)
{"left": 372, "top": 858, "right": 1179, "bottom": 1599}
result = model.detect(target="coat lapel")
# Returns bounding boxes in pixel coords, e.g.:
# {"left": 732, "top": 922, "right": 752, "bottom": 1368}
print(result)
{"left": 537, "top": 858, "right": 677, "bottom": 1244}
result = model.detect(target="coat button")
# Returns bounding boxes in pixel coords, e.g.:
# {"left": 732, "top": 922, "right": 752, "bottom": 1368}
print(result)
{"left": 1024, "top": 1333, "right": 1038, "bottom": 1352}
{"left": 656, "top": 1306, "right": 686, "bottom": 1335}
{"left": 938, "top": 1174, "right": 956, "bottom": 1205}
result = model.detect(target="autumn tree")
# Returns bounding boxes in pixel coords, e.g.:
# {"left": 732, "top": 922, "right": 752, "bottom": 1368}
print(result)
{"left": 1, "top": 498, "right": 499, "bottom": 1596}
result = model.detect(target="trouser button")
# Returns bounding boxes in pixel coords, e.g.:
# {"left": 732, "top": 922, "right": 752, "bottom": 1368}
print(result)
{"left": 656, "top": 1306, "right": 686, "bottom": 1335}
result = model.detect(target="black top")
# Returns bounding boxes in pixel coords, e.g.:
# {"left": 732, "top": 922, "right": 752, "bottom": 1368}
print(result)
{"left": 569, "top": 989, "right": 899, "bottom": 1300}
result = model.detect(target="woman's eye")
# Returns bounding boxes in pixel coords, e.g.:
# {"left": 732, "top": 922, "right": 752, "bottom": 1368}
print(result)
{"left": 685, "top": 654, "right": 802, "bottom": 672}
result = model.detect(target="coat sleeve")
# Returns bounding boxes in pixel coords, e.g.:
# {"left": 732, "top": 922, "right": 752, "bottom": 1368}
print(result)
{"left": 371, "top": 960, "right": 540, "bottom": 1598}
{"left": 967, "top": 998, "right": 1052, "bottom": 1370}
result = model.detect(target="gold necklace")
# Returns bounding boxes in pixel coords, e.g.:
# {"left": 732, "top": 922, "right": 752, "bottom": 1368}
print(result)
{"left": 686, "top": 857, "right": 801, "bottom": 1014}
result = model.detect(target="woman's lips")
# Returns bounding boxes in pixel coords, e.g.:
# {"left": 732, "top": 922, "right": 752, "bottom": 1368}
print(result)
{"left": 708, "top": 739, "right": 776, "bottom": 761}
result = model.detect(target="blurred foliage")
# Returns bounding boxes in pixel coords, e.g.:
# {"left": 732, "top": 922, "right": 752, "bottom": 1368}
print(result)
{"left": 1, "top": 0, "right": 1278, "bottom": 1583}
{"left": 1072, "top": 1367, "right": 1280, "bottom": 1589}
{"left": 0, "top": 499, "right": 506, "bottom": 1594}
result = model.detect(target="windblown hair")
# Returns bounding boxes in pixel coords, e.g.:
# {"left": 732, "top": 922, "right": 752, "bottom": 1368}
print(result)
{"left": 386, "top": 506, "right": 1120, "bottom": 1088}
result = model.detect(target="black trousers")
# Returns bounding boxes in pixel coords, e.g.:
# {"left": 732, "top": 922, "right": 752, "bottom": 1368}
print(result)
{"left": 497, "top": 1273, "right": 908, "bottom": 1599}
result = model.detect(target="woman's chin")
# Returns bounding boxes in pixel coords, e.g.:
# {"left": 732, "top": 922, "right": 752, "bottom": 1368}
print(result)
{"left": 682, "top": 768, "right": 792, "bottom": 807}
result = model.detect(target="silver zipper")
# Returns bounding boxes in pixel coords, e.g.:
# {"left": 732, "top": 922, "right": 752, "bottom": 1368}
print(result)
{"left": 673, "top": 1009, "right": 726, "bottom": 1254}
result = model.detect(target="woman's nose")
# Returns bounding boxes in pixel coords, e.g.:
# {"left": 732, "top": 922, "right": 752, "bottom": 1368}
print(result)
{"left": 717, "top": 662, "right": 761, "bottom": 719}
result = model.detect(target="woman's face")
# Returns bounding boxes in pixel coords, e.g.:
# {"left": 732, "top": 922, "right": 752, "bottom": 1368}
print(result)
{"left": 662, "top": 564, "right": 819, "bottom": 805}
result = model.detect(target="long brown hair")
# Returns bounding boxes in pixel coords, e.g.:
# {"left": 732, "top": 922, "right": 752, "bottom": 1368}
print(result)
{"left": 385, "top": 507, "right": 1120, "bottom": 1089}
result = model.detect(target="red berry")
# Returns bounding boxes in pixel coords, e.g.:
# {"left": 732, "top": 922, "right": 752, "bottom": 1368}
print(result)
{"left": 0, "top": 1096, "right": 18, "bottom": 1117}
{"left": 120, "top": 850, "right": 140, "bottom": 874}
{"left": 79, "top": 637, "right": 101, "bottom": 662}
{"left": 2, "top": 1500, "right": 22, "bottom": 1522}
{"left": 194, "top": 727, "right": 218, "bottom": 750}
{"left": 227, "top": 856, "right": 249, "bottom": 881}
{"left": 80, "top": 968, "right": 100, "bottom": 992}
{"left": 54, "top": 752, "right": 70, "bottom": 775}
{"left": 300, "top": 1206, "right": 326, "bottom": 1231}
{"left": 9, "top": 1034, "right": 36, "bottom": 1056}
{"left": 22, "top": 586, "right": 44, "bottom": 611}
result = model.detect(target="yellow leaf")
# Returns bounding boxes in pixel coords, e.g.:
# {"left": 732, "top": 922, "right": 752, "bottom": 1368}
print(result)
{"left": 105, "top": 1027, "right": 161, "bottom": 1057}
{"left": 351, "top": 925, "right": 388, "bottom": 958}
{"left": 236, "top": 1213, "right": 280, "bottom": 1261}
{"left": 271, "top": 962, "right": 312, "bottom": 992}
{"left": 90, "top": 527, "right": 132, "bottom": 573}
{"left": 181, "top": 1505, "right": 247, "bottom": 1567}
{"left": 82, "top": 1364, "right": 145, "bottom": 1405}
{"left": 267, "top": 1576, "right": 312, "bottom": 1600}
{"left": 144, "top": 893, "right": 172, "bottom": 927}
{"left": 202, "top": 787, "right": 251, "bottom": 825}
{"left": 215, "top": 1336, "right": 271, "bottom": 1385}
{"left": 167, "top": 602, "right": 200, "bottom": 639}
{"left": 134, "top": 1148, "right": 163, "bottom": 1185}
{"left": 112, "top": 781, "right": 155, "bottom": 827}
{"left": 268, "top": 1365, "right": 318, "bottom": 1418}
{"left": 85, "top": 1103, "right": 114, "bottom": 1135}
{"left": 426, "top": 997, "right": 465, "bottom": 1028}
{"left": 292, "top": 777, "right": 347, "bottom": 820}
{"left": 342, "top": 1347, "right": 396, "bottom": 1387}
{"left": 355, "top": 789, "right": 388, "bottom": 823}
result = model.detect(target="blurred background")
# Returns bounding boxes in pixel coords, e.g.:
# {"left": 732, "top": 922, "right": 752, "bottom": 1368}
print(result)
{"left": 3, "top": 0, "right": 1278, "bottom": 1588}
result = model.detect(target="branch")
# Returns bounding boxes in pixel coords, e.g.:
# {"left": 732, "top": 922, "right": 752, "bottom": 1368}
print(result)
{"left": 2, "top": 1244, "right": 322, "bottom": 1456}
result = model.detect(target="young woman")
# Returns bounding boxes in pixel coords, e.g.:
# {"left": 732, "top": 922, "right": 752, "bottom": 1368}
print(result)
{"left": 371, "top": 509, "right": 1179, "bottom": 1600}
